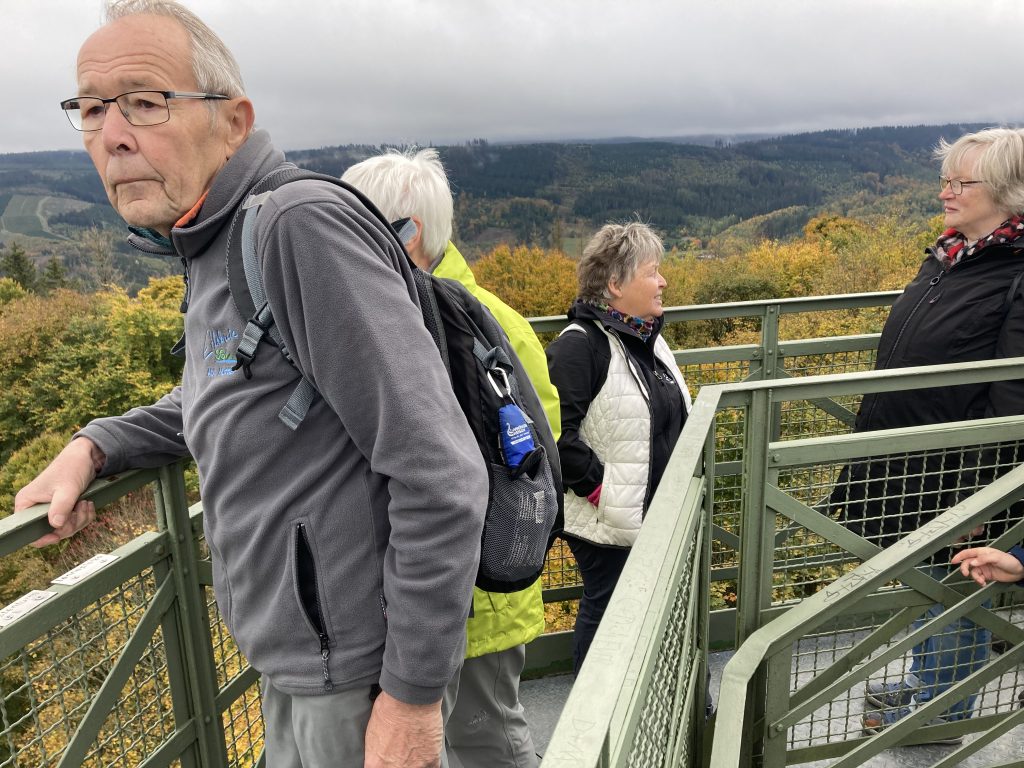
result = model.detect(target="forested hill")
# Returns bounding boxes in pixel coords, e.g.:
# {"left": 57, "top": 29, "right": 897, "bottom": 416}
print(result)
{"left": 286, "top": 123, "right": 982, "bottom": 253}
{"left": 0, "top": 123, "right": 985, "bottom": 287}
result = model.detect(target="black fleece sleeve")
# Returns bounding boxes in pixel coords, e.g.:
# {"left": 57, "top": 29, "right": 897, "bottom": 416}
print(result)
{"left": 546, "top": 328, "right": 607, "bottom": 497}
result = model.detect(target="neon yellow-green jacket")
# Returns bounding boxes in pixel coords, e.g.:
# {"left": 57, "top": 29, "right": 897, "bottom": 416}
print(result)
{"left": 434, "top": 242, "right": 562, "bottom": 657}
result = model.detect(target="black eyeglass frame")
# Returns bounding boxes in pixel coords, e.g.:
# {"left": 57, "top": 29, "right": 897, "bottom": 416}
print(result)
{"left": 939, "top": 176, "right": 984, "bottom": 196}
{"left": 59, "top": 90, "right": 229, "bottom": 131}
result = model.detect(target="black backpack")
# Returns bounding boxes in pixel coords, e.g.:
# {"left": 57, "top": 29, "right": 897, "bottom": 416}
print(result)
{"left": 224, "top": 164, "right": 562, "bottom": 593}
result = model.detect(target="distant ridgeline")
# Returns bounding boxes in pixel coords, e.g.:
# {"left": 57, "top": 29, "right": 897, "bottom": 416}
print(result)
{"left": 0, "top": 123, "right": 988, "bottom": 289}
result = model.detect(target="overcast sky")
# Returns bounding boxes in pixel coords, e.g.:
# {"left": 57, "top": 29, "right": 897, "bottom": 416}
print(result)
{"left": 2, "top": 0, "right": 1021, "bottom": 155}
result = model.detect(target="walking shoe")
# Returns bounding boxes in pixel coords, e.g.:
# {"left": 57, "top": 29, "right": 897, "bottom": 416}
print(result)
{"left": 862, "top": 708, "right": 963, "bottom": 745}
{"left": 864, "top": 680, "right": 918, "bottom": 709}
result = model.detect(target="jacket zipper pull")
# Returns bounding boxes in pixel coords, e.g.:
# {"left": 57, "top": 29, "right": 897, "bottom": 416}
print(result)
{"left": 319, "top": 633, "right": 334, "bottom": 692}
{"left": 179, "top": 256, "right": 191, "bottom": 313}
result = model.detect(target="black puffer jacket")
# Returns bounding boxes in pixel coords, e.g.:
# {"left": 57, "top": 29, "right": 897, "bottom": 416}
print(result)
{"left": 833, "top": 235, "right": 1024, "bottom": 549}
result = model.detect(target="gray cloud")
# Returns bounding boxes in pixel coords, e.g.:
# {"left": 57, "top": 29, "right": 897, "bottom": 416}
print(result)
{"left": 3, "top": 0, "right": 1020, "bottom": 154}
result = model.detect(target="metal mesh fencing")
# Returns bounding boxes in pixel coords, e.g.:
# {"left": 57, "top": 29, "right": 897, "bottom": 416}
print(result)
{"left": 762, "top": 435, "right": 1024, "bottom": 762}
{"left": 206, "top": 589, "right": 263, "bottom": 766}
{"left": 541, "top": 538, "right": 580, "bottom": 592}
{"left": 0, "top": 570, "right": 170, "bottom": 768}
{"left": 680, "top": 360, "right": 752, "bottom": 392}
{"left": 623, "top": 523, "right": 703, "bottom": 768}
{"left": 221, "top": 682, "right": 263, "bottom": 768}
{"left": 783, "top": 596, "right": 1024, "bottom": 758}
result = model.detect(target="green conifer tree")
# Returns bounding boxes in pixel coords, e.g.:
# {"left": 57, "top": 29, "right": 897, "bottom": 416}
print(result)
{"left": 0, "top": 243, "right": 37, "bottom": 292}
{"left": 38, "top": 256, "right": 69, "bottom": 294}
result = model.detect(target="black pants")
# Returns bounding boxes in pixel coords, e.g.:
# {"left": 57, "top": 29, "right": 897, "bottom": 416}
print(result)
{"left": 565, "top": 536, "right": 630, "bottom": 676}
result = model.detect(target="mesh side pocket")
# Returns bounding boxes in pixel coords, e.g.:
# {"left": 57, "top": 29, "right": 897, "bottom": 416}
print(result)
{"left": 480, "top": 455, "right": 558, "bottom": 585}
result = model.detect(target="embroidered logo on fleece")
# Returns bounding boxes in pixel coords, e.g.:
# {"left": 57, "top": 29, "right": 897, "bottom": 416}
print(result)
{"left": 204, "top": 327, "right": 240, "bottom": 378}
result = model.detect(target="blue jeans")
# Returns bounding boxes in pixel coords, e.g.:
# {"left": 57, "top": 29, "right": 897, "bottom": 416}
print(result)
{"left": 906, "top": 601, "right": 990, "bottom": 720}
{"left": 565, "top": 536, "right": 630, "bottom": 676}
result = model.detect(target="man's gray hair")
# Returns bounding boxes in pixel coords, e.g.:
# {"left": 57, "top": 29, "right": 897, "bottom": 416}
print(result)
{"left": 341, "top": 148, "right": 454, "bottom": 262}
{"left": 577, "top": 221, "right": 664, "bottom": 304}
{"left": 103, "top": 0, "right": 246, "bottom": 98}
{"left": 936, "top": 127, "right": 1024, "bottom": 216}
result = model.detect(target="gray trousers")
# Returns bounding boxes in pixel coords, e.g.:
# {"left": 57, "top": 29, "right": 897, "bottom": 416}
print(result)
{"left": 443, "top": 645, "right": 538, "bottom": 768}
{"left": 262, "top": 676, "right": 454, "bottom": 768}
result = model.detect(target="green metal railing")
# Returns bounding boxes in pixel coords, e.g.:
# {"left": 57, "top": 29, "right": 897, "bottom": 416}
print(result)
{"left": 4, "top": 290, "right": 1024, "bottom": 766}
{"left": 711, "top": 463, "right": 1024, "bottom": 768}
{"left": 545, "top": 357, "right": 1024, "bottom": 767}
{"left": 528, "top": 292, "right": 899, "bottom": 671}
{"left": 0, "top": 465, "right": 261, "bottom": 767}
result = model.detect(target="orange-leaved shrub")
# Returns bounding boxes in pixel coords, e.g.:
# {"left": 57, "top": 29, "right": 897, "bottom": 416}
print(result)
{"left": 473, "top": 244, "right": 578, "bottom": 318}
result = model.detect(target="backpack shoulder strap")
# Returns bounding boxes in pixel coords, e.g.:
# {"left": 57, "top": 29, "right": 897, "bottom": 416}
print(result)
{"left": 560, "top": 319, "right": 611, "bottom": 354}
{"left": 225, "top": 166, "right": 353, "bottom": 430}
{"left": 225, "top": 165, "right": 421, "bottom": 430}
{"left": 1002, "top": 267, "right": 1024, "bottom": 317}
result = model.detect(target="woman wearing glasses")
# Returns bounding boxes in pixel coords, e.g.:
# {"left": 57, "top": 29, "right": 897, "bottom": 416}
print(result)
{"left": 828, "top": 127, "right": 1024, "bottom": 740}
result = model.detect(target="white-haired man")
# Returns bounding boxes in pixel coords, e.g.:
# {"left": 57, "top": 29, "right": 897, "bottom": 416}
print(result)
{"left": 344, "top": 148, "right": 561, "bottom": 768}
{"left": 17, "top": 2, "right": 487, "bottom": 766}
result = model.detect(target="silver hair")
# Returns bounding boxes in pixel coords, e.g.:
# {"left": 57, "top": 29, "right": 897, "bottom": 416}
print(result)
{"left": 341, "top": 148, "right": 454, "bottom": 262}
{"left": 103, "top": 0, "right": 246, "bottom": 98}
{"left": 577, "top": 221, "right": 664, "bottom": 304}
{"left": 936, "top": 127, "right": 1024, "bottom": 216}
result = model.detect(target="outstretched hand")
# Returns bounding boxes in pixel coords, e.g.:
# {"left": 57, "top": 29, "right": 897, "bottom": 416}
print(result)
{"left": 14, "top": 438, "right": 104, "bottom": 547}
{"left": 363, "top": 690, "right": 443, "bottom": 767}
{"left": 951, "top": 546, "right": 1024, "bottom": 587}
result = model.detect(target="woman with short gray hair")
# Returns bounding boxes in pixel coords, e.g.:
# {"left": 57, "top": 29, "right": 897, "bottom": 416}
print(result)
{"left": 546, "top": 221, "right": 691, "bottom": 675}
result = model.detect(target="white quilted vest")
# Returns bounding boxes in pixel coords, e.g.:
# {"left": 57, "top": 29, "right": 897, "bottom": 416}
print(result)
{"left": 561, "top": 321, "right": 691, "bottom": 546}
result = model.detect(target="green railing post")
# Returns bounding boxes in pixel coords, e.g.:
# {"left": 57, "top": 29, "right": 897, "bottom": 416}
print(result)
{"left": 761, "top": 649, "right": 791, "bottom": 767}
{"left": 736, "top": 386, "right": 776, "bottom": 766}
{"left": 760, "top": 305, "right": 779, "bottom": 382}
{"left": 761, "top": 304, "right": 784, "bottom": 444}
{"left": 156, "top": 463, "right": 230, "bottom": 768}
{"left": 736, "top": 386, "right": 776, "bottom": 640}
{"left": 151, "top": 487, "right": 201, "bottom": 768}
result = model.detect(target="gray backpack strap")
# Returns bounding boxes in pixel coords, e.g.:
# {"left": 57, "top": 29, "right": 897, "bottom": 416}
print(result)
{"left": 235, "top": 193, "right": 321, "bottom": 431}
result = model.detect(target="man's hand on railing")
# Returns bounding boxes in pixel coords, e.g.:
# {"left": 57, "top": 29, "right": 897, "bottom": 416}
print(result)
{"left": 14, "top": 437, "right": 105, "bottom": 547}
{"left": 951, "top": 546, "right": 1024, "bottom": 586}
{"left": 363, "top": 690, "right": 443, "bottom": 767}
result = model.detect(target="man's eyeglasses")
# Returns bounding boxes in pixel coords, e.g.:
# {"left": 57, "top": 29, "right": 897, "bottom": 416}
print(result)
{"left": 939, "top": 176, "right": 984, "bottom": 195}
{"left": 59, "top": 90, "right": 229, "bottom": 131}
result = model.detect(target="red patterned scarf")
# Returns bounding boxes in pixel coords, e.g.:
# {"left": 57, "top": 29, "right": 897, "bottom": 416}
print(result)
{"left": 934, "top": 216, "right": 1024, "bottom": 268}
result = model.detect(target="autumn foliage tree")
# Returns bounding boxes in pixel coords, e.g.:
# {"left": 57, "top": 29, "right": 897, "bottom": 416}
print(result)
{"left": 473, "top": 244, "right": 578, "bottom": 317}
{"left": 0, "top": 276, "right": 183, "bottom": 476}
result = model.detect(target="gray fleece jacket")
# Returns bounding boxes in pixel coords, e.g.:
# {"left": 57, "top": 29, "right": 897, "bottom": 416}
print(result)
{"left": 79, "top": 130, "right": 487, "bottom": 703}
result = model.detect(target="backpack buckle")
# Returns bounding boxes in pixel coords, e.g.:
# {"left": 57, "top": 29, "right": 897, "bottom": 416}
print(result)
{"left": 233, "top": 315, "right": 271, "bottom": 380}
{"left": 232, "top": 347, "right": 256, "bottom": 379}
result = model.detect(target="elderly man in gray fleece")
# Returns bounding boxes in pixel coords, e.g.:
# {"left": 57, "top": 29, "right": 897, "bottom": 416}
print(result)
{"left": 15, "top": 1, "right": 487, "bottom": 766}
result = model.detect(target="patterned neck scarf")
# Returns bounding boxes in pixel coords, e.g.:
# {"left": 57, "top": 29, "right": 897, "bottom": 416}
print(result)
{"left": 586, "top": 299, "right": 656, "bottom": 341}
{"left": 934, "top": 216, "right": 1024, "bottom": 268}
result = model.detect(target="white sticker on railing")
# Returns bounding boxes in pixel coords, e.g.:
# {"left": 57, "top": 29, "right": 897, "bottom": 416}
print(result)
{"left": 0, "top": 590, "right": 57, "bottom": 626}
{"left": 51, "top": 554, "right": 119, "bottom": 586}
